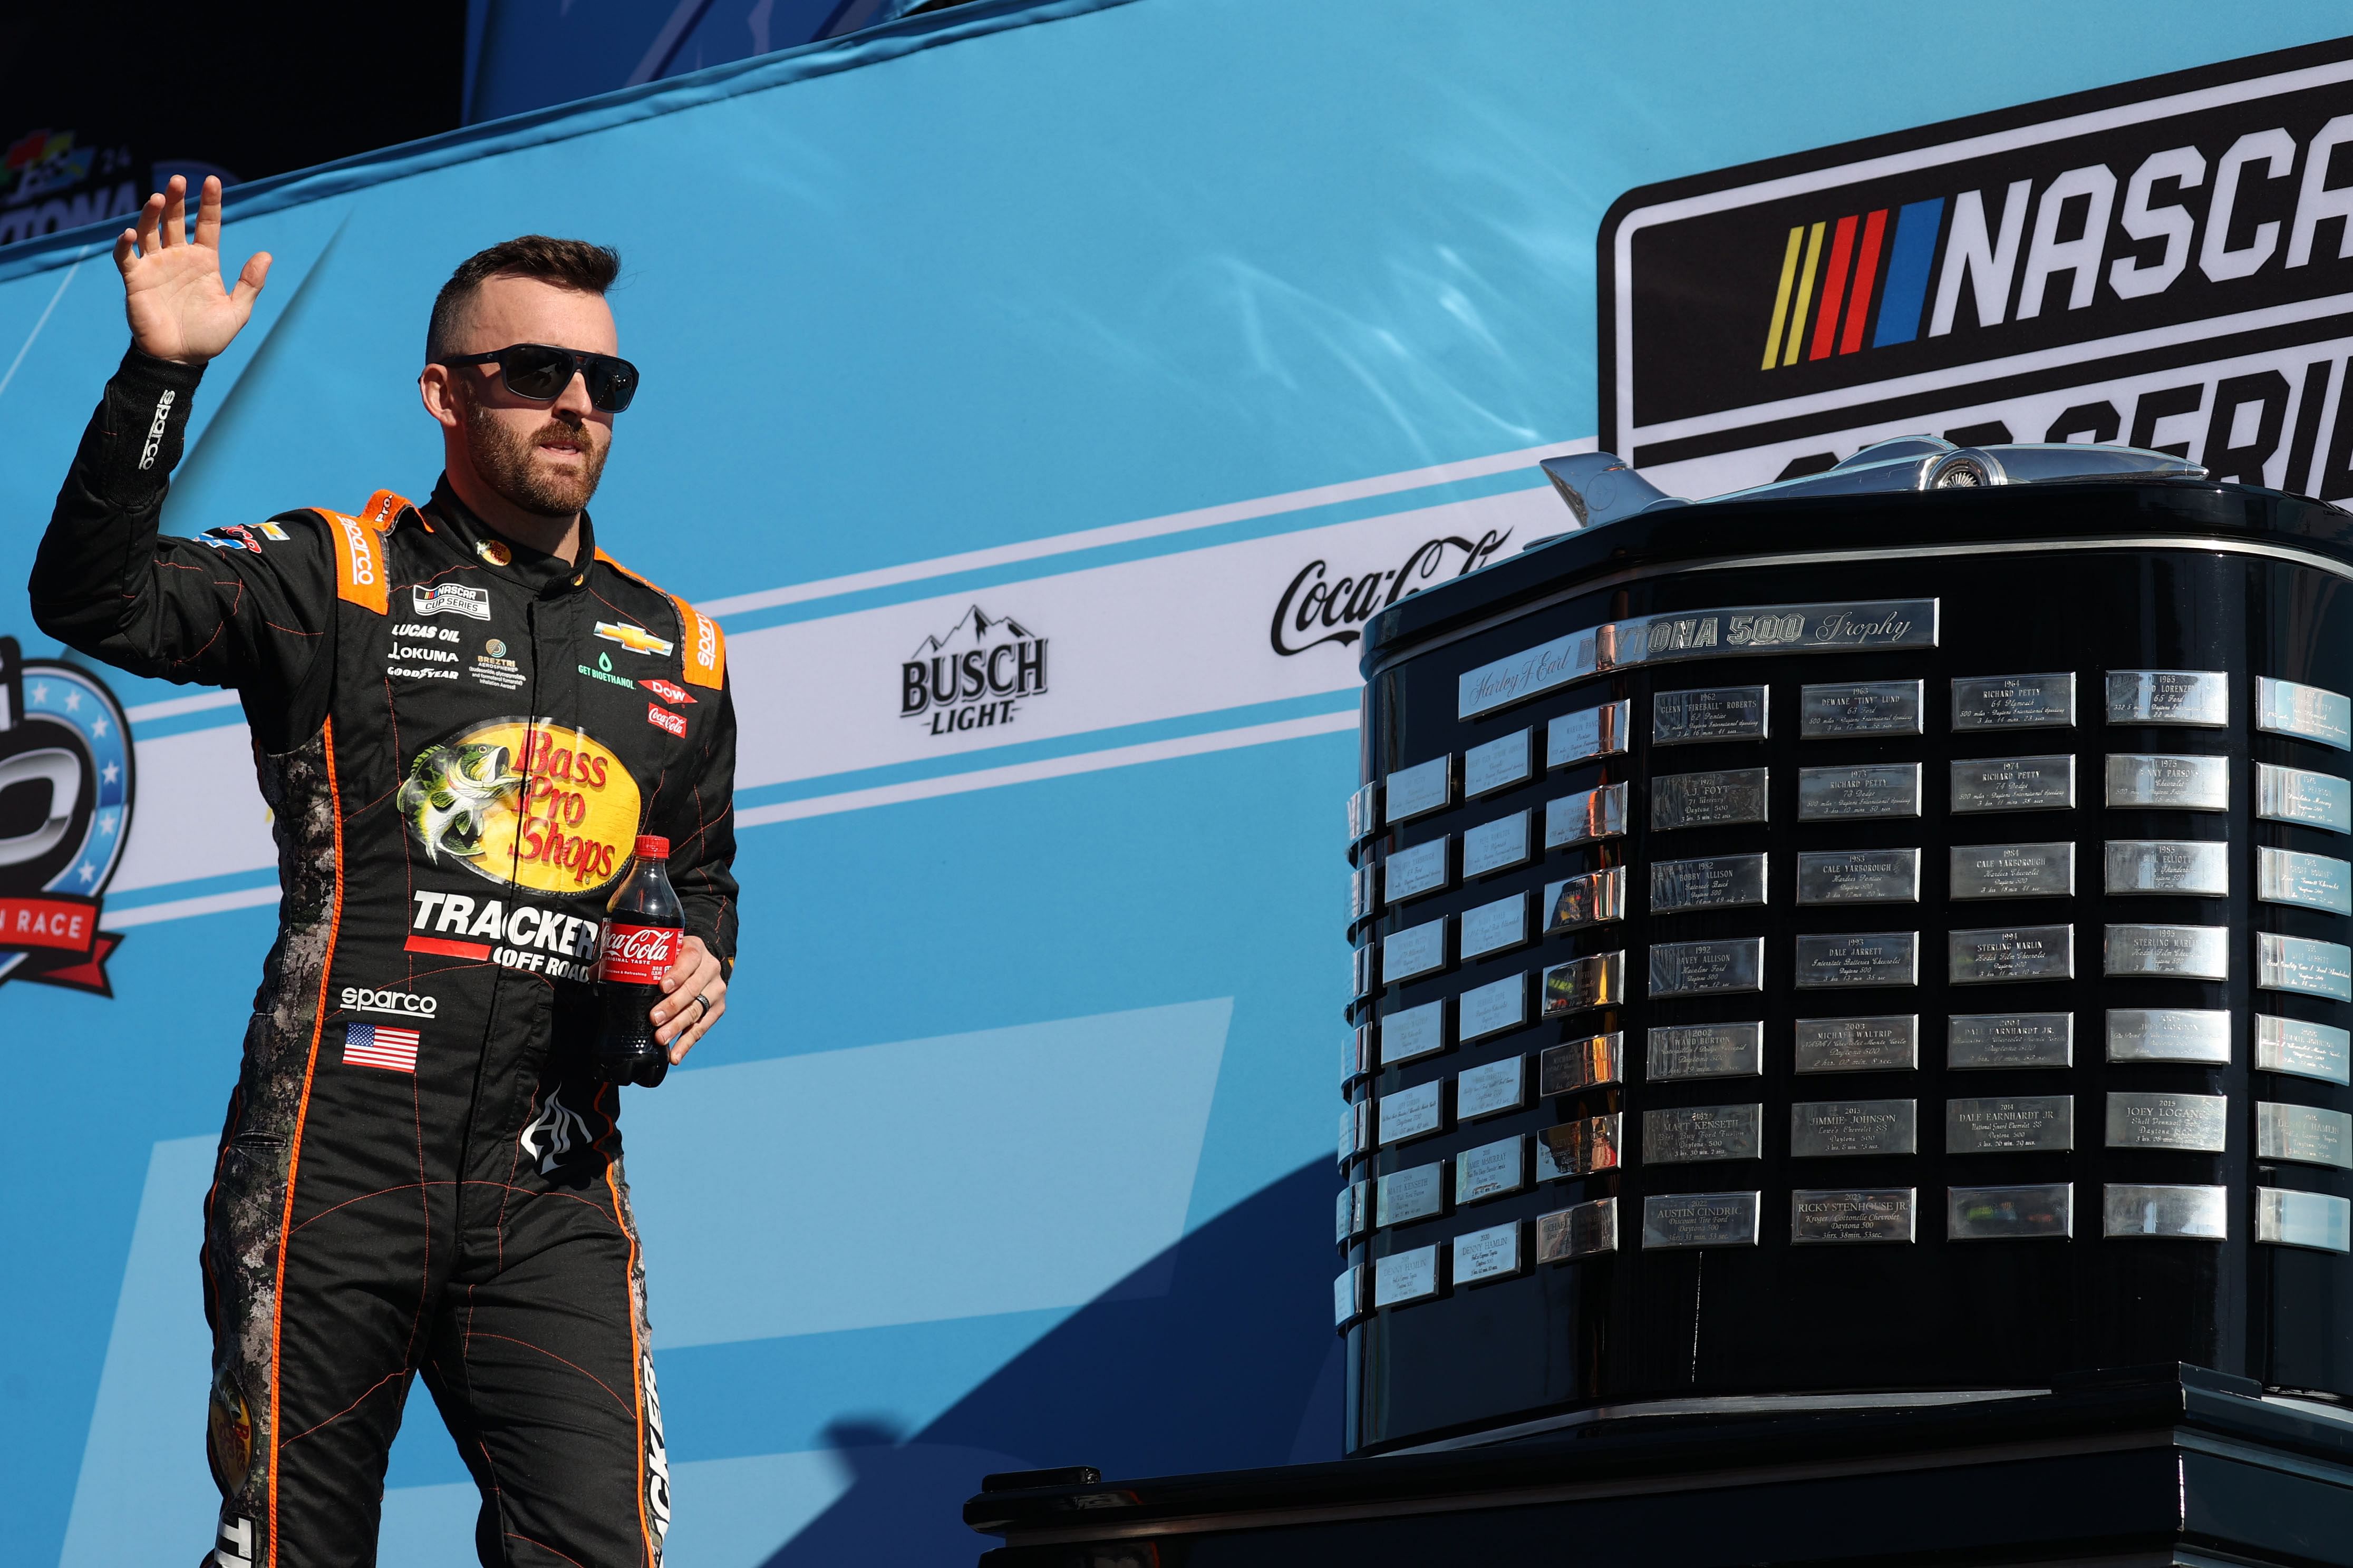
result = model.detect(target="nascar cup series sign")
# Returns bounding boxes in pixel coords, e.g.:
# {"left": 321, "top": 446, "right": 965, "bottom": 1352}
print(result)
{"left": 1601, "top": 38, "right": 2353, "bottom": 500}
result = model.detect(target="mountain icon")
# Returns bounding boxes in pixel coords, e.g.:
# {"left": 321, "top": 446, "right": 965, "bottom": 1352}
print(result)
{"left": 911, "top": 605, "right": 1035, "bottom": 659}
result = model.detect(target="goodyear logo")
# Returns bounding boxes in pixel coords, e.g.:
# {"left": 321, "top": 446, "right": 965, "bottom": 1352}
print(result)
{"left": 1601, "top": 40, "right": 2353, "bottom": 500}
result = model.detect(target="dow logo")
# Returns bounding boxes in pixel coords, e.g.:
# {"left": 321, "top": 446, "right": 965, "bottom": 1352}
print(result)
{"left": 1602, "top": 38, "right": 2353, "bottom": 500}
{"left": 0, "top": 635, "right": 131, "bottom": 995}
{"left": 900, "top": 606, "right": 1048, "bottom": 737}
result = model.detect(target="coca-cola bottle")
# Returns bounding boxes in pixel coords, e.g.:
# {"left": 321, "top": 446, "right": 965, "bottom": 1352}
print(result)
{"left": 595, "top": 834, "right": 683, "bottom": 1086}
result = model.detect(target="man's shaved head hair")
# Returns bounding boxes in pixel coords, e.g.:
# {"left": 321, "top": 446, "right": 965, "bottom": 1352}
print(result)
{"left": 426, "top": 236, "right": 622, "bottom": 363}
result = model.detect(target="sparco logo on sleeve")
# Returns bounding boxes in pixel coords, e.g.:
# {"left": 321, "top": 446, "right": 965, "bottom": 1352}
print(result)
{"left": 1600, "top": 38, "right": 2353, "bottom": 500}
{"left": 137, "top": 389, "right": 173, "bottom": 470}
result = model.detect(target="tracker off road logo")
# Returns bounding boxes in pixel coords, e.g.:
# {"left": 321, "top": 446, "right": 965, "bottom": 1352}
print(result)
{"left": 900, "top": 605, "right": 1047, "bottom": 736}
{"left": 0, "top": 636, "right": 130, "bottom": 995}
{"left": 1601, "top": 38, "right": 2353, "bottom": 499}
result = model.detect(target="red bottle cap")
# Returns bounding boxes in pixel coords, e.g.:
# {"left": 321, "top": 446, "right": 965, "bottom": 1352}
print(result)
{"left": 634, "top": 835, "right": 670, "bottom": 859}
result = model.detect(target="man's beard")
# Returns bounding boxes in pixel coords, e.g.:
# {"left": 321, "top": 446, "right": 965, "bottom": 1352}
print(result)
{"left": 466, "top": 405, "right": 610, "bottom": 518}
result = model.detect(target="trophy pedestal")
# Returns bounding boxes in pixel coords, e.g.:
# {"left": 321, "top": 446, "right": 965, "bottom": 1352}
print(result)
{"left": 967, "top": 1366, "right": 2353, "bottom": 1566}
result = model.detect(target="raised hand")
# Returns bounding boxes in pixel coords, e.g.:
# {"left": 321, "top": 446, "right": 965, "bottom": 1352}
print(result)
{"left": 114, "top": 176, "right": 271, "bottom": 365}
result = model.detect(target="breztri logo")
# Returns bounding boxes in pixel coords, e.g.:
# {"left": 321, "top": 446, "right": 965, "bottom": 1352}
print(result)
{"left": 137, "top": 390, "right": 175, "bottom": 471}
{"left": 1601, "top": 40, "right": 2353, "bottom": 499}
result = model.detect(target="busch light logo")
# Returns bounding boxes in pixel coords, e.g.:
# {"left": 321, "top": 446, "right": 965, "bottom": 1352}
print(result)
{"left": 0, "top": 636, "right": 131, "bottom": 995}
{"left": 1601, "top": 40, "right": 2353, "bottom": 500}
{"left": 899, "top": 606, "right": 1047, "bottom": 736}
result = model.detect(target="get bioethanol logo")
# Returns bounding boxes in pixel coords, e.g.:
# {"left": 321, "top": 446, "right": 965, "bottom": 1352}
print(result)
{"left": 1602, "top": 38, "right": 2353, "bottom": 499}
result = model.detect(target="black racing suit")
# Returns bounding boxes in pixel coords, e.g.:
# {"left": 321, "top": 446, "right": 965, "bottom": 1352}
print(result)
{"left": 31, "top": 349, "right": 739, "bottom": 1568}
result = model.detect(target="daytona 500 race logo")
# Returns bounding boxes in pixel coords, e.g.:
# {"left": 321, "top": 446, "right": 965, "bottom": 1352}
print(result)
{"left": 0, "top": 636, "right": 130, "bottom": 994}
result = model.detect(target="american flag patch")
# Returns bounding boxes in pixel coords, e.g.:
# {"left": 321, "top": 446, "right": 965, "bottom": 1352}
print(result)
{"left": 342, "top": 1022, "right": 420, "bottom": 1073}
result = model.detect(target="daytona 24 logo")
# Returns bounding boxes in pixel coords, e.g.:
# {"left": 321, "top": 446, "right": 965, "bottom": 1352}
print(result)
{"left": 0, "top": 636, "right": 130, "bottom": 994}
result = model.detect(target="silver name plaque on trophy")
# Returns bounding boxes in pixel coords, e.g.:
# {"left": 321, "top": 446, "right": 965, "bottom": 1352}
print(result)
{"left": 1949, "top": 1183, "right": 2073, "bottom": 1240}
{"left": 1548, "top": 698, "right": 1632, "bottom": 770}
{"left": 2249, "top": 1194, "right": 2344, "bottom": 1260}
{"left": 2107, "top": 1092, "right": 2229, "bottom": 1152}
{"left": 2107, "top": 1008, "right": 2230, "bottom": 1064}
{"left": 1453, "top": 1220, "right": 1524, "bottom": 1285}
{"left": 1647, "top": 1021, "right": 1765, "bottom": 1081}
{"left": 1650, "top": 853, "right": 1768, "bottom": 913}
{"left": 1384, "top": 755, "right": 1453, "bottom": 823}
{"left": 1546, "top": 866, "right": 1628, "bottom": 933}
{"left": 2105, "top": 840, "right": 2228, "bottom": 897}
{"left": 1790, "top": 1099, "right": 1916, "bottom": 1158}
{"left": 2259, "top": 1187, "right": 2352, "bottom": 1252}
{"left": 1950, "top": 924, "right": 2075, "bottom": 984}
{"left": 2257, "top": 762, "right": 2351, "bottom": 832}
{"left": 1796, "top": 848, "right": 1920, "bottom": 905}
{"left": 1384, "top": 837, "right": 1448, "bottom": 903}
{"left": 1353, "top": 944, "right": 1372, "bottom": 999}
{"left": 1950, "top": 842, "right": 2074, "bottom": 901}
{"left": 2106, "top": 669, "right": 2229, "bottom": 727}
{"left": 1540, "top": 1031, "right": 1623, "bottom": 1095}
{"left": 2106, "top": 923, "right": 2230, "bottom": 980}
{"left": 1952, "top": 673, "right": 2076, "bottom": 732}
{"left": 1535, "top": 1196, "right": 1617, "bottom": 1262}
{"left": 2107, "top": 753, "right": 2230, "bottom": 811}
{"left": 1798, "top": 762, "right": 1922, "bottom": 820}
{"left": 2260, "top": 846, "right": 2353, "bottom": 913}
{"left": 1381, "top": 998, "right": 1445, "bottom": 1065}
{"left": 2260, "top": 932, "right": 2353, "bottom": 1000}
{"left": 1373, "top": 1245, "right": 1440, "bottom": 1308}
{"left": 1649, "top": 937, "right": 1765, "bottom": 997}
{"left": 1378, "top": 1080, "right": 1444, "bottom": 1146}
{"left": 1536, "top": 1114, "right": 1621, "bottom": 1181}
{"left": 1343, "top": 1024, "right": 1369, "bottom": 1084}
{"left": 1338, "top": 1102, "right": 1367, "bottom": 1166}
{"left": 2257, "top": 675, "right": 2352, "bottom": 750}
{"left": 1795, "top": 1015, "right": 1919, "bottom": 1074}
{"left": 1949, "top": 1011, "right": 2074, "bottom": 1069}
{"left": 1459, "top": 599, "right": 1938, "bottom": 719}
{"left": 1464, "top": 729, "right": 1533, "bottom": 798}
{"left": 1460, "top": 893, "right": 1529, "bottom": 961}
{"left": 1334, "top": 1264, "right": 1364, "bottom": 1326}
{"left": 1951, "top": 755, "right": 2075, "bottom": 814}
{"left": 2257, "top": 1015, "right": 2352, "bottom": 1085}
{"left": 1948, "top": 1095, "right": 2073, "bottom": 1154}
{"left": 1643, "top": 1103, "right": 1764, "bottom": 1163}
{"left": 1348, "top": 782, "right": 1377, "bottom": 843}
{"left": 1376, "top": 1162, "right": 1447, "bottom": 1226}
{"left": 1458, "top": 972, "right": 1525, "bottom": 1044}
{"left": 1795, "top": 931, "right": 1919, "bottom": 989}
{"left": 1457, "top": 1056, "right": 1525, "bottom": 1121}
{"left": 1653, "top": 686, "right": 1769, "bottom": 745}
{"left": 1461, "top": 811, "right": 1529, "bottom": 877}
{"left": 1382, "top": 918, "right": 1447, "bottom": 982}
{"left": 2258, "top": 1101, "right": 2353, "bottom": 1168}
{"left": 1641, "top": 1191, "right": 1763, "bottom": 1250}
{"left": 1546, "top": 782, "right": 1630, "bottom": 849}
{"left": 1790, "top": 1188, "right": 1915, "bottom": 1244}
{"left": 1802, "top": 679, "right": 1923, "bottom": 737}
{"left": 1456, "top": 1135, "right": 1527, "bottom": 1204}
{"left": 2104, "top": 1184, "right": 2228, "bottom": 1240}
{"left": 1351, "top": 862, "right": 1375, "bottom": 925}
{"left": 1543, "top": 951, "right": 1625, "bottom": 1016}
{"left": 1336, "top": 1181, "right": 1367, "bottom": 1244}
{"left": 1653, "top": 768, "right": 1768, "bottom": 831}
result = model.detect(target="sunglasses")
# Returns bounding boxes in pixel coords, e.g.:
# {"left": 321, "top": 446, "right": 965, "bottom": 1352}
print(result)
{"left": 438, "top": 343, "right": 641, "bottom": 412}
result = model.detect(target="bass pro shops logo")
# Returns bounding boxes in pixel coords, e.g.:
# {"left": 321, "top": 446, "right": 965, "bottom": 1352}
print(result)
{"left": 0, "top": 636, "right": 130, "bottom": 995}
{"left": 400, "top": 719, "right": 641, "bottom": 892}
{"left": 900, "top": 605, "right": 1047, "bottom": 736}
{"left": 1602, "top": 38, "right": 2353, "bottom": 499}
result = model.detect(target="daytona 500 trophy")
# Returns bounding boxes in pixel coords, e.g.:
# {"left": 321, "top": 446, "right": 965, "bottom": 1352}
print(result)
{"left": 969, "top": 441, "right": 2353, "bottom": 1567}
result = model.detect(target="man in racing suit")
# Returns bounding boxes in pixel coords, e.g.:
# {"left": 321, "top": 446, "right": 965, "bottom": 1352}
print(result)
{"left": 29, "top": 178, "right": 736, "bottom": 1567}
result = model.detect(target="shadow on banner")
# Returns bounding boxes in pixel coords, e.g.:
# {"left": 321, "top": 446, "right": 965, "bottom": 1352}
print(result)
{"left": 761, "top": 1157, "right": 1344, "bottom": 1566}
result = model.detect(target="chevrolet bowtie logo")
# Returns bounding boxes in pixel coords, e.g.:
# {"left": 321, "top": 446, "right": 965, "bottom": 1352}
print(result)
{"left": 594, "top": 621, "right": 674, "bottom": 656}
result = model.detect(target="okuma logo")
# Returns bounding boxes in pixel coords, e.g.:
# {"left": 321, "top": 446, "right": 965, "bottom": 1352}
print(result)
{"left": 900, "top": 606, "right": 1047, "bottom": 736}
{"left": 1602, "top": 39, "right": 2353, "bottom": 498}
{"left": 0, "top": 636, "right": 131, "bottom": 995}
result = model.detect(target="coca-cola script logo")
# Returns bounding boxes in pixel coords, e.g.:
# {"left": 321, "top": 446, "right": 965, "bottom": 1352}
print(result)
{"left": 0, "top": 635, "right": 131, "bottom": 995}
{"left": 1269, "top": 529, "right": 1510, "bottom": 656}
{"left": 599, "top": 922, "right": 680, "bottom": 986}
